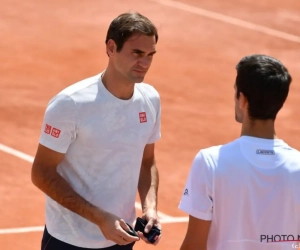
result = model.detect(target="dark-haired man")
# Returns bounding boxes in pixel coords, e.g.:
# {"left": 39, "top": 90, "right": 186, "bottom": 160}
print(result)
{"left": 179, "top": 54, "right": 300, "bottom": 250}
{"left": 31, "top": 11, "right": 161, "bottom": 250}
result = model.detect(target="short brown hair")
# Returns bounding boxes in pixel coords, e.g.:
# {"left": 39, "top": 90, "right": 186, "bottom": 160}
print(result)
{"left": 105, "top": 11, "right": 158, "bottom": 52}
{"left": 235, "top": 54, "right": 292, "bottom": 120}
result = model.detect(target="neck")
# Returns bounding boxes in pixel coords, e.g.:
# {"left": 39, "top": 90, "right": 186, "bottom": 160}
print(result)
{"left": 101, "top": 66, "right": 134, "bottom": 100}
{"left": 241, "top": 117, "right": 278, "bottom": 139}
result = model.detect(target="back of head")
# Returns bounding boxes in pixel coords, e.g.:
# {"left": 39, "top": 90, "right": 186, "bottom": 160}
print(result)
{"left": 235, "top": 54, "right": 292, "bottom": 120}
{"left": 105, "top": 11, "right": 158, "bottom": 52}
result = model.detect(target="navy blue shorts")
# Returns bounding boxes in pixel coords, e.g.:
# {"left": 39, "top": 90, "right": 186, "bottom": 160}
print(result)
{"left": 41, "top": 226, "right": 135, "bottom": 250}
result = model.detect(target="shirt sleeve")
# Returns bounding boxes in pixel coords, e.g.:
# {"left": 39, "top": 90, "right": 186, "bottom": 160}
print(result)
{"left": 39, "top": 94, "right": 77, "bottom": 153}
{"left": 147, "top": 93, "right": 161, "bottom": 144}
{"left": 178, "top": 150, "right": 213, "bottom": 221}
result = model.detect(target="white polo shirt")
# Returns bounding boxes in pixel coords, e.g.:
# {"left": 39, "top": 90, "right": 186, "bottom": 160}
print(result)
{"left": 179, "top": 136, "right": 300, "bottom": 250}
{"left": 39, "top": 72, "right": 161, "bottom": 248}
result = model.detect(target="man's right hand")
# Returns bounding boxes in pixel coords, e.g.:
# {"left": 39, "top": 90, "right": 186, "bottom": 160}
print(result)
{"left": 98, "top": 212, "right": 140, "bottom": 245}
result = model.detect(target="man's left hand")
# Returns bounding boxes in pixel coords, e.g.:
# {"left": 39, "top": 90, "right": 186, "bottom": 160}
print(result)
{"left": 136, "top": 209, "right": 162, "bottom": 245}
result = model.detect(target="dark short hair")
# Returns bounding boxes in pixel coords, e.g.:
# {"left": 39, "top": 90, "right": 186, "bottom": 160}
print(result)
{"left": 235, "top": 54, "right": 292, "bottom": 120}
{"left": 105, "top": 11, "right": 158, "bottom": 52}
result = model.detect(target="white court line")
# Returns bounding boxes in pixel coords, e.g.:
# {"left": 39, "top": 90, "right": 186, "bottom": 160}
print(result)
{"left": 134, "top": 202, "right": 172, "bottom": 219}
{"left": 0, "top": 143, "right": 34, "bottom": 162}
{"left": 0, "top": 143, "right": 186, "bottom": 227}
{"left": 0, "top": 226, "right": 44, "bottom": 235}
{"left": 160, "top": 216, "right": 189, "bottom": 223}
{"left": 279, "top": 12, "right": 300, "bottom": 23}
{"left": 0, "top": 217, "right": 188, "bottom": 235}
{"left": 0, "top": 218, "right": 189, "bottom": 235}
{"left": 0, "top": 143, "right": 170, "bottom": 218}
{"left": 152, "top": 0, "right": 300, "bottom": 43}
{"left": 0, "top": 216, "right": 189, "bottom": 235}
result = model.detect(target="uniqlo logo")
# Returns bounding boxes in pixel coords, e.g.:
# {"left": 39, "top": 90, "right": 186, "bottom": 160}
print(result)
{"left": 51, "top": 128, "right": 61, "bottom": 138}
{"left": 139, "top": 112, "right": 147, "bottom": 123}
{"left": 44, "top": 124, "right": 52, "bottom": 134}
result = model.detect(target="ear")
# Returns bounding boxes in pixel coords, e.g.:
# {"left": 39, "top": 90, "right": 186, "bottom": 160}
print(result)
{"left": 238, "top": 92, "right": 248, "bottom": 110}
{"left": 106, "top": 39, "right": 116, "bottom": 57}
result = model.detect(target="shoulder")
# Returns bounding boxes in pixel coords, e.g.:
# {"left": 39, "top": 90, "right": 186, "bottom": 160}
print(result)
{"left": 47, "top": 74, "right": 101, "bottom": 107}
{"left": 135, "top": 83, "right": 161, "bottom": 116}
{"left": 47, "top": 94, "right": 76, "bottom": 111}
{"left": 291, "top": 148, "right": 300, "bottom": 156}
{"left": 194, "top": 140, "right": 239, "bottom": 168}
{"left": 193, "top": 146, "right": 222, "bottom": 170}
{"left": 135, "top": 82, "right": 160, "bottom": 100}
{"left": 59, "top": 74, "right": 101, "bottom": 97}
{"left": 282, "top": 142, "right": 300, "bottom": 154}
{"left": 281, "top": 143, "right": 300, "bottom": 161}
{"left": 200, "top": 145, "right": 222, "bottom": 158}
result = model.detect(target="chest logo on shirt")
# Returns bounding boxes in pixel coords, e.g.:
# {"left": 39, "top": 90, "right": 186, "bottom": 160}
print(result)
{"left": 44, "top": 124, "right": 61, "bottom": 138}
{"left": 139, "top": 112, "right": 147, "bottom": 123}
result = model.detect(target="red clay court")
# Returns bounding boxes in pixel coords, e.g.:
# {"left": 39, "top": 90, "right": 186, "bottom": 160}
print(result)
{"left": 0, "top": 0, "right": 300, "bottom": 249}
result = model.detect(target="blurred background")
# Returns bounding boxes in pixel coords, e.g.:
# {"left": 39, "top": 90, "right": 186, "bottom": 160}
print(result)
{"left": 0, "top": 0, "right": 299, "bottom": 249}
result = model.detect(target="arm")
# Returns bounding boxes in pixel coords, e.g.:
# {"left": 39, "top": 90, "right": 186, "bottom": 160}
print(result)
{"left": 138, "top": 94, "right": 161, "bottom": 211}
{"left": 137, "top": 143, "right": 161, "bottom": 244}
{"left": 31, "top": 96, "right": 102, "bottom": 222}
{"left": 137, "top": 88, "right": 162, "bottom": 244}
{"left": 138, "top": 143, "right": 159, "bottom": 213}
{"left": 31, "top": 144, "right": 139, "bottom": 245}
{"left": 31, "top": 143, "right": 103, "bottom": 224}
{"left": 178, "top": 151, "right": 213, "bottom": 250}
{"left": 180, "top": 215, "right": 211, "bottom": 250}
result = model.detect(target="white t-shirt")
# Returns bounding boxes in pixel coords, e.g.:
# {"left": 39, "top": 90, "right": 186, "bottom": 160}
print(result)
{"left": 179, "top": 136, "right": 300, "bottom": 250}
{"left": 39, "top": 72, "right": 161, "bottom": 248}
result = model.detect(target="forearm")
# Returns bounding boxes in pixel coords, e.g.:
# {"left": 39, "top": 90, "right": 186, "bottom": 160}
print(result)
{"left": 138, "top": 162, "right": 159, "bottom": 212}
{"left": 31, "top": 167, "right": 106, "bottom": 225}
